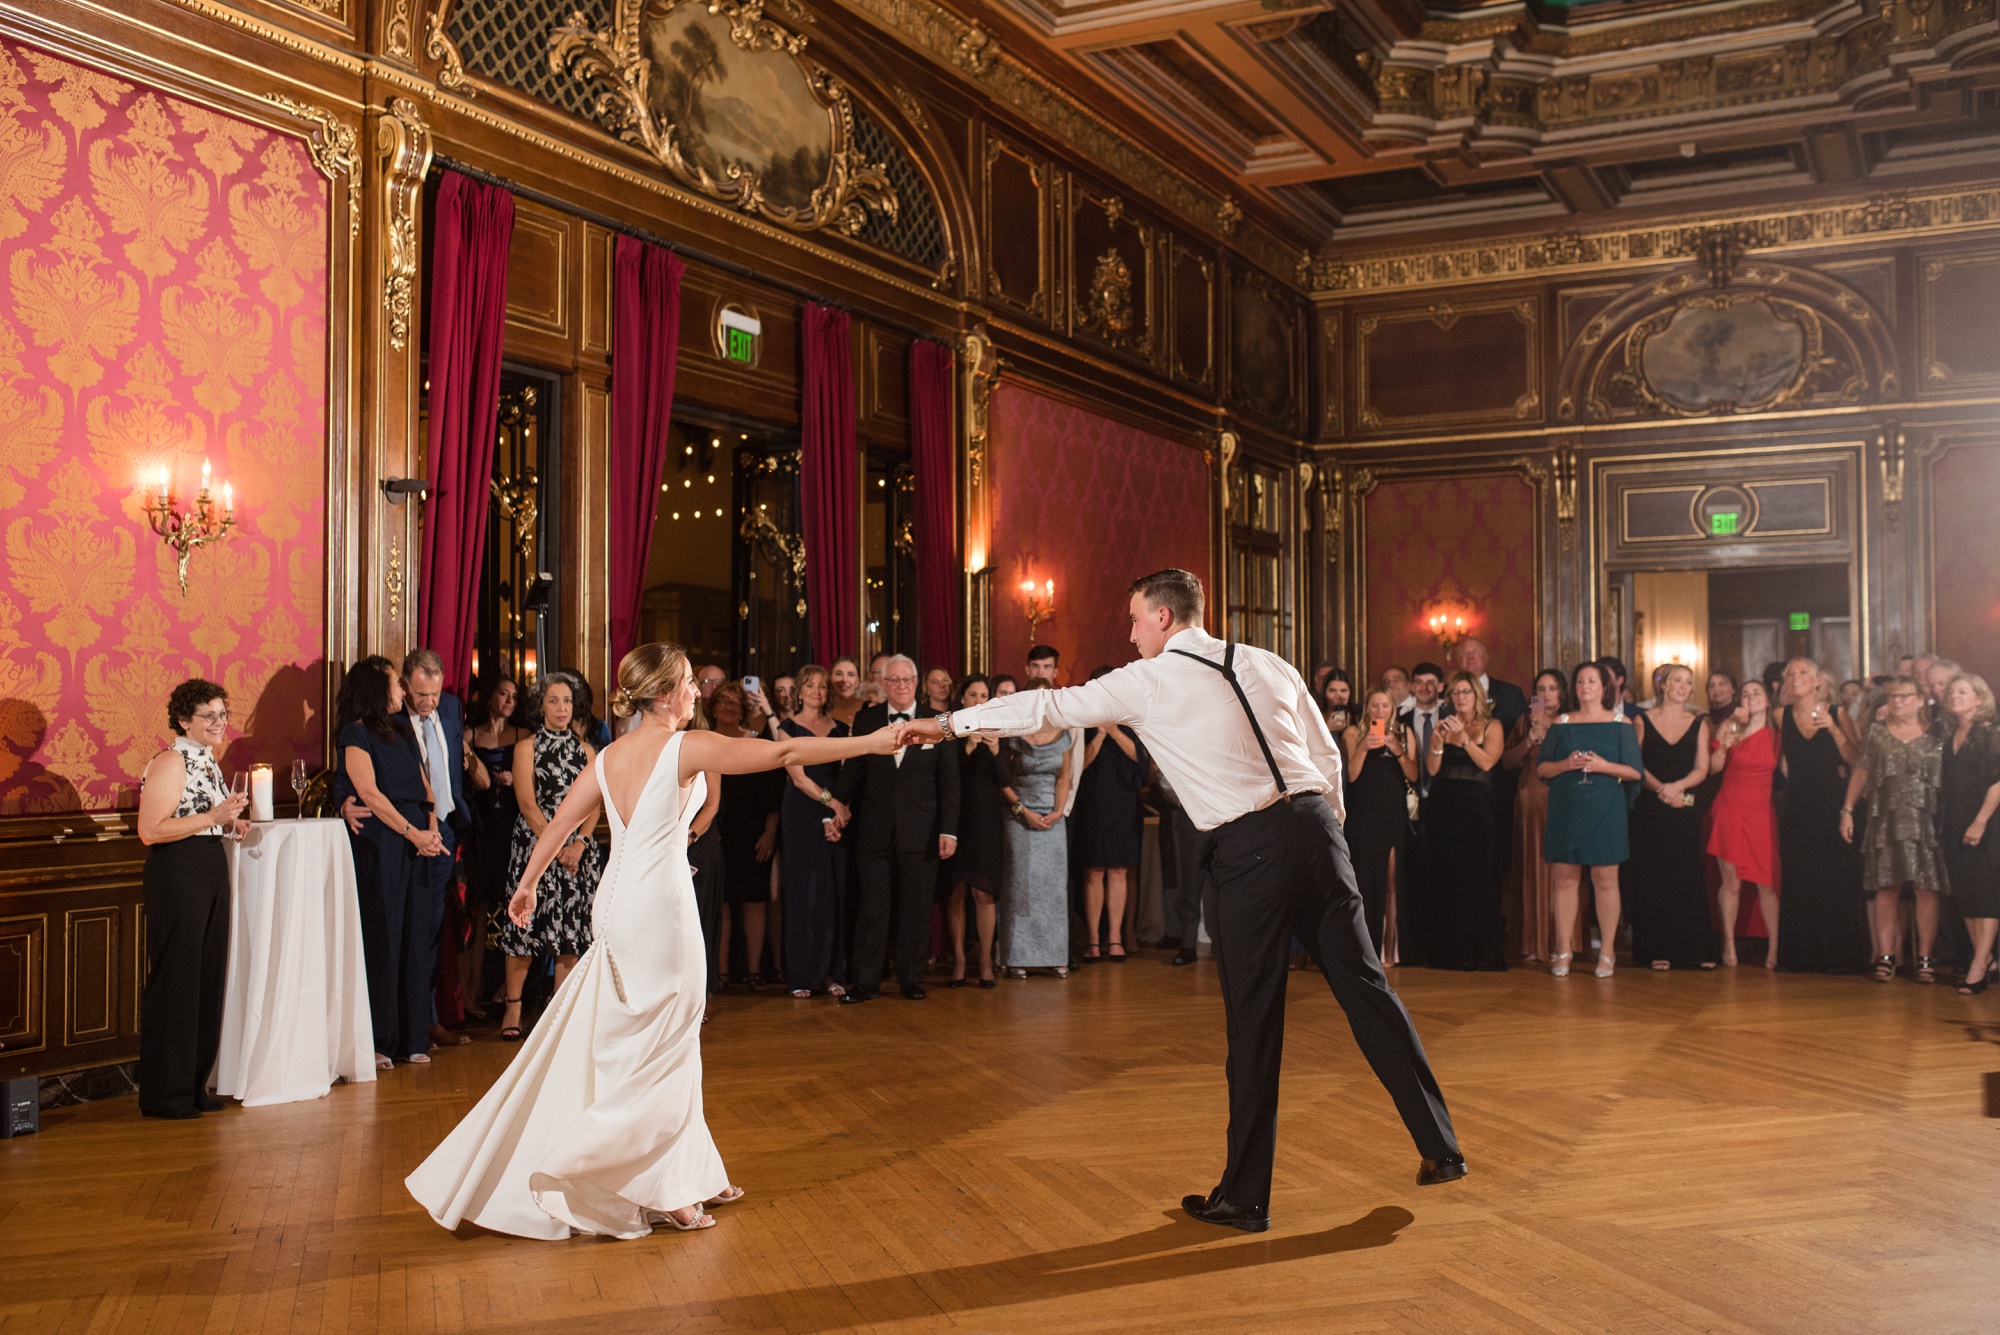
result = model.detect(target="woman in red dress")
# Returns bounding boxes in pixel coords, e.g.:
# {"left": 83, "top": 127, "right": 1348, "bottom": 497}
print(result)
{"left": 1707, "top": 679, "right": 1781, "bottom": 967}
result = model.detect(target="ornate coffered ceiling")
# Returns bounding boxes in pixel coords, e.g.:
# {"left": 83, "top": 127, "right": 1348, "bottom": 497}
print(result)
{"left": 972, "top": 0, "right": 2000, "bottom": 250}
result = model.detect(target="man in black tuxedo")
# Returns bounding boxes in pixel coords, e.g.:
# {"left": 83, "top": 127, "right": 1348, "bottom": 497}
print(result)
{"left": 834, "top": 653, "right": 960, "bottom": 1002}
{"left": 1457, "top": 637, "right": 1528, "bottom": 897}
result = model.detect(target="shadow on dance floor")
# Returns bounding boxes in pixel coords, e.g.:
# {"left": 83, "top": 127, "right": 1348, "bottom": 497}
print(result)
{"left": 712, "top": 1204, "right": 1416, "bottom": 1325}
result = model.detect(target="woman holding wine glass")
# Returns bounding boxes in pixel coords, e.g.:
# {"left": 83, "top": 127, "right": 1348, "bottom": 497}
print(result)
{"left": 135, "top": 679, "right": 251, "bottom": 1118}
{"left": 1538, "top": 662, "right": 1643, "bottom": 978}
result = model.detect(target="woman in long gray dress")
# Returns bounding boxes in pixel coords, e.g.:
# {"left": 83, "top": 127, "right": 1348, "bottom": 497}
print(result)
{"left": 996, "top": 683, "right": 1076, "bottom": 979}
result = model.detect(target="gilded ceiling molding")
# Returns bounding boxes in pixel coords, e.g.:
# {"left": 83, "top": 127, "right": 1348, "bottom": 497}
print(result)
{"left": 1307, "top": 183, "right": 2000, "bottom": 295}
{"left": 379, "top": 96, "right": 433, "bottom": 352}
{"left": 1343, "top": 0, "right": 2000, "bottom": 151}
{"left": 827, "top": 0, "right": 1302, "bottom": 284}
{"left": 152, "top": 0, "right": 368, "bottom": 72}
{"left": 265, "top": 93, "right": 361, "bottom": 236}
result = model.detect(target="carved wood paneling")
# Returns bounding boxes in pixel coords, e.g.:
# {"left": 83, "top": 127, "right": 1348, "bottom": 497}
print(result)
{"left": 1356, "top": 296, "right": 1540, "bottom": 432}
{"left": 1917, "top": 247, "right": 2000, "bottom": 394}
{"left": 1169, "top": 240, "right": 1214, "bottom": 391}
{"left": 1316, "top": 307, "right": 1341, "bottom": 438}
{"left": 581, "top": 223, "right": 615, "bottom": 356}
{"left": 63, "top": 907, "right": 119, "bottom": 1046}
{"left": 505, "top": 202, "right": 573, "bottom": 340}
{"left": 982, "top": 134, "right": 1050, "bottom": 323}
{"left": 1066, "top": 181, "right": 1155, "bottom": 362}
{"left": 1557, "top": 283, "right": 1627, "bottom": 351}
{"left": 859, "top": 322, "right": 912, "bottom": 449}
{"left": 0, "top": 914, "right": 46, "bottom": 1060}
{"left": 1226, "top": 264, "right": 1302, "bottom": 432}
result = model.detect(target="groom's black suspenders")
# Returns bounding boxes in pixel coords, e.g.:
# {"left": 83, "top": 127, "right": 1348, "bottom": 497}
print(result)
{"left": 1169, "top": 641, "right": 1289, "bottom": 798}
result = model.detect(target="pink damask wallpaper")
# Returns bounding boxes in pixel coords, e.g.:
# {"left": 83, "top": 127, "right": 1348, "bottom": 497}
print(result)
{"left": 1362, "top": 474, "right": 1537, "bottom": 685}
{"left": 0, "top": 38, "right": 329, "bottom": 813}
{"left": 987, "top": 384, "right": 1210, "bottom": 679}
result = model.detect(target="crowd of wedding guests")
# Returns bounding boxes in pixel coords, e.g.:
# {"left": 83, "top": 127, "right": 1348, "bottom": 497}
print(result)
{"left": 130, "top": 632, "right": 2000, "bottom": 1107}
{"left": 1314, "top": 641, "right": 2000, "bottom": 995}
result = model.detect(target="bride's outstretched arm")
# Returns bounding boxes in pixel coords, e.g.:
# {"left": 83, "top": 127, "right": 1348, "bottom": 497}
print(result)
{"left": 680, "top": 721, "right": 908, "bottom": 778}
{"left": 507, "top": 776, "right": 605, "bottom": 927}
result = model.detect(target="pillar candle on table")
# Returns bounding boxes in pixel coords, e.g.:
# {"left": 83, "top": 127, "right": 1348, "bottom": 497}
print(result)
{"left": 250, "top": 764, "right": 274, "bottom": 822}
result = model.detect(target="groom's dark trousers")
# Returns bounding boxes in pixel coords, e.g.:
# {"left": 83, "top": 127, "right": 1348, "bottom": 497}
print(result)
{"left": 1198, "top": 790, "right": 1458, "bottom": 1208}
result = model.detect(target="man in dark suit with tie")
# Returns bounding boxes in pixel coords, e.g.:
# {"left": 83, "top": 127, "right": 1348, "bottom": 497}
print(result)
{"left": 1457, "top": 637, "right": 1529, "bottom": 902}
{"left": 339, "top": 648, "right": 471, "bottom": 1044}
{"left": 834, "top": 653, "right": 960, "bottom": 1002}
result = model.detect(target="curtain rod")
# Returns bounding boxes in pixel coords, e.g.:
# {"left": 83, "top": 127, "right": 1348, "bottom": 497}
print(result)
{"left": 430, "top": 155, "right": 941, "bottom": 344}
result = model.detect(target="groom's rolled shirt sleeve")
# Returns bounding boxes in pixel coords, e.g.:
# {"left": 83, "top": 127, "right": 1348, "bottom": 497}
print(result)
{"left": 950, "top": 668, "right": 1148, "bottom": 738}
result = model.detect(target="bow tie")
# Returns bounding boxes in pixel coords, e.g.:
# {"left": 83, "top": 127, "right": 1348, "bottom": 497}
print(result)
{"left": 890, "top": 712, "right": 911, "bottom": 723}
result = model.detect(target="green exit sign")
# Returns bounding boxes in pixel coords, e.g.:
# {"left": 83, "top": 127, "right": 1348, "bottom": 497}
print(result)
{"left": 1789, "top": 611, "right": 1811, "bottom": 631}
{"left": 1710, "top": 511, "right": 1741, "bottom": 535}
{"left": 716, "top": 305, "right": 762, "bottom": 366}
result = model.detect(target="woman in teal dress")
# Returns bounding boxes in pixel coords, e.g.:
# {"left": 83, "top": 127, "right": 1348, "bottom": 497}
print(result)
{"left": 1539, "top": 662, "right": 1644, "bottom": 978}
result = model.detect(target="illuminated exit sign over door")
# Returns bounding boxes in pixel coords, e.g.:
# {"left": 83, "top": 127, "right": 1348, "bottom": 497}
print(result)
{"left": 715, "top": 305, "right": 762, "bottom": 366}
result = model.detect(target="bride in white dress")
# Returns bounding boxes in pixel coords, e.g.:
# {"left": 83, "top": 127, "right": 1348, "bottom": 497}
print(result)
{"left": 407, "top": 643, "right": 906, "bottom": 1238}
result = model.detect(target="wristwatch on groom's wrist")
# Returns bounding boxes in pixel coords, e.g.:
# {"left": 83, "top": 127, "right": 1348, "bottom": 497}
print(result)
{"left": 935, "top": 712, "right": 957, "bottom": 740}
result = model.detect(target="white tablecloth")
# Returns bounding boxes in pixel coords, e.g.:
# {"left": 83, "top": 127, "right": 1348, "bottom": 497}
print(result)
{"left": 214, "top": 819, "right": 376, "bottom": 1106}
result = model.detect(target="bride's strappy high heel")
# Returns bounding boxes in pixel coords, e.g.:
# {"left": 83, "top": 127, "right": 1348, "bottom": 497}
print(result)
{"left": 1549, "top": 952, "right": 1573, "bottom": 978}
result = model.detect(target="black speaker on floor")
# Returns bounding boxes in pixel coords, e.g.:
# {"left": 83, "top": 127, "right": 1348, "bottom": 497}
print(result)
{"left": 2, "top": 1076, "right": 38, "bottom": 1138}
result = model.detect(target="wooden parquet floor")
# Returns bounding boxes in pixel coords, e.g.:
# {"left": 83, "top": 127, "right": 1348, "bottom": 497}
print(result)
{"left": 5, "top": 956, "right": 2000, "bottom": 1335}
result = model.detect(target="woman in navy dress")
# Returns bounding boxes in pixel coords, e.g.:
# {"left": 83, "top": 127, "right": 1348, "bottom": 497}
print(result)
{"left": 464, "top": 676, "right": 524, "bottom": 1014}
{"left": 947, "top": 676, "right": 1006, "bottom": 987}
{"left": 1539, "top": 661, "right": 1643, "bottom": 978}
{"left": 337, "top": 656, "right": 448, "bottom": 1067}
{"left": 778, "top": 665, "right": 851, "bottom": 997}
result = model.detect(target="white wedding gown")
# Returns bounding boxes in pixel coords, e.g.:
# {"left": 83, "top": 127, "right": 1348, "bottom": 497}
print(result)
{"left": 406, "top": 731, "right": 729, "bottom": 1239}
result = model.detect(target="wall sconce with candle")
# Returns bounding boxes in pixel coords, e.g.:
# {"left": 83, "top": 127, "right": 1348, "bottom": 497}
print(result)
{"left": 145, "top": 458, "right": 235, "bottom": 595}
{"left": 1422, "top": 604, "right": 1473, "bottom": 657}
{"left": 1021, "top": 578, "right": 1055, "bottom": 643}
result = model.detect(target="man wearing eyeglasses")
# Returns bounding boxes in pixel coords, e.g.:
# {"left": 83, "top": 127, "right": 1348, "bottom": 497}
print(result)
{"left": 832, "top": 653, "right": 960, "bottom": 1002}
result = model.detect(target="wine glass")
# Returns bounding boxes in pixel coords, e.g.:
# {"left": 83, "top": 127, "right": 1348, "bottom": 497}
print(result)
{"left": 290, "top": 759, "right": 308, "bottom": 817}
{"left": 228, "top": 771, "right": 250, "bottom": 838}
{"left": 1576, "top": 749, "right": 1595, "bottom": 787}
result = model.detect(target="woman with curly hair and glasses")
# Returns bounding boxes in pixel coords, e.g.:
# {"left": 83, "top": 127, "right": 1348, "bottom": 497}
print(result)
{"left": 134, "top": 678, "right": 251, "bottom": 1118}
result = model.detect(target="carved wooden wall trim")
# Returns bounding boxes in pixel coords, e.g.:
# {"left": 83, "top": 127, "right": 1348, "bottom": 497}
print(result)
{"left": 1355, "top": 296, "right": 1541, "bottom": 432}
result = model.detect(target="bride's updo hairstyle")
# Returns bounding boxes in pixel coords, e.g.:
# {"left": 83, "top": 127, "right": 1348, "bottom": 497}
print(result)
{"left": 610, "top": 642, "right": 690, "bottom": 719}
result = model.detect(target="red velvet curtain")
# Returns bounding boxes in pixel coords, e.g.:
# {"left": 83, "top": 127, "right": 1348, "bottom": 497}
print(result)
{"left": 418, "top": 172, "right": 515, "bottom": 696}
{"left": 609, "top": 235, "right": 685, "bottom": 669}
{"left": 802, "top": 303, "right": 858, "bottom": 666}
{"left": 909, "top": 338, "right": 959, "bottom": 674}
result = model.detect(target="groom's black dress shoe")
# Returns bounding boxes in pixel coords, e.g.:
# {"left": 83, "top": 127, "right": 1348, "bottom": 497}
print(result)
{"left": 901, "top": 984, "right": 927, "bottom": 1000}
{"left": 837, "top": 989, "right": 880, "bottom": 1006}
{"left": 1171, "top": 946, "right": 1198, "bottom": 966}
{"left": 1181, "top": 1191, "right": 1270, "bottom": 1233}
{"left": 1417, "top": 1154, "right": 1469, "bottom": 1186}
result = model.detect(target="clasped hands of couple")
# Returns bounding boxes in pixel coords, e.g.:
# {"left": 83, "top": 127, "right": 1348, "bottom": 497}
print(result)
{"left": 337, "top": 795, "right": 447, "bottom": 857}
{"left": 505, "top": 718, "right": 937, "bottom": 930}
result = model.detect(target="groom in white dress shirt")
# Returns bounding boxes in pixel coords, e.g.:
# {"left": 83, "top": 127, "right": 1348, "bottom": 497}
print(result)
{"left": 904, "top": 569, "right": 1464, "bottom": 1232}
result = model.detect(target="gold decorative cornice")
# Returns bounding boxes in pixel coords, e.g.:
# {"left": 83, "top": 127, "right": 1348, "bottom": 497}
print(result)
{"left": 265, "top": 93, "right": 360, "bottom": 236}
{"left": 378, "top": 96, "right": 433, "bottom": 352}
{"left": 1308, "top": 183, "right": 2000, "bottom": 296}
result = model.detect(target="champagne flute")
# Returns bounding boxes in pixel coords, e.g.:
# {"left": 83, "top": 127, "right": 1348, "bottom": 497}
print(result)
{"left": 290, "top": 759, "right": 308, "bottom": 817}
{"left": 228, "top": 771, "right": 250, "bottom": 839}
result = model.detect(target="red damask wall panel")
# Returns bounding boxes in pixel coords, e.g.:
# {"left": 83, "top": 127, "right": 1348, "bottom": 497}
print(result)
{"left": 1361, "top": 474, "right": 1537, "bottom": 686}
{"left": 986, "top": 385, "right": 1209, "bottom": 680}
{"left": 1932, "top": 443, "right": 2000, "bottom": 678}
{"left": 0, "top": 38, "right": 329, "bottom": 813}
